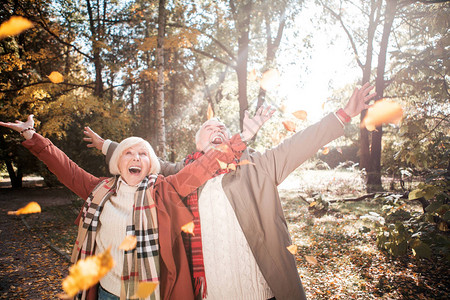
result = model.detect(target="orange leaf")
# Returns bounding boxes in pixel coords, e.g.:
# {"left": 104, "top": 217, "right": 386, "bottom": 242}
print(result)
{"left": 260, "top": 69, "right": 280, "bottom": 91}
{"left": 181, "top": 221, "right": 195, "bottom": 236}
{"left": 286, "top": 244, "right": 297, "bottom": 255}
{"left": 237, "top": 159, "right": 255, "bottom": 166}
{"left": 119, "top": 235, "right": 137, "bottom": 251}
{"left": 8, "top": 201, "right": 41, "bottom": 215}
{"left": 322, "top": 147, "right": 329, "bottom": 155}
{"left": 362, "top": 99, "right": 403, "bottom": 131}
{"left": 292, "top": 110, "right": 307, "bottom": 120}
{"left": 282, "top": 121, "right": 296, "bottom": 132}
{"left": 248, "top": 69, "right": 258, "bottom": 81}
{"left": 48, "top": 71, "right": 64, "bottom": 83}
{"left": 131, "top": 281, "right": 159, "bottom": 299}
{"left": 305, "top": 255, "right": 318, "bottom": 265}
{"left": 207, "top": 103, "right": 214, "bottom": 120}
{"left": 0, "top": 16, "right": 34, "bottom": 39}
{"left": 62, "top": 247, "right": 114, "bottom": 297}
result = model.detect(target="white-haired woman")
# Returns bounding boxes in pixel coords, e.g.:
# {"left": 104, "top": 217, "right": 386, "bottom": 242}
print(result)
{"left": 0, "top": 115, "right": 247, "bottom": 300}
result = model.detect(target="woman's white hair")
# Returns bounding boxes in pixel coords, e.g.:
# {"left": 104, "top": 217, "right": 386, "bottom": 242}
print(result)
{"left": 109, "top": 137, "right": 160, "bottom": 176}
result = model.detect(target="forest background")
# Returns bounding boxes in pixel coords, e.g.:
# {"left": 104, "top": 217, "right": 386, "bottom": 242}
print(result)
{"left": 0, "top": 0, "right": 449, "bottom": 298}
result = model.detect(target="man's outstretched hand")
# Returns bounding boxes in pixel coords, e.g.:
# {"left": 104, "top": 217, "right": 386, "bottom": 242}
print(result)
{"left": 83, "top": 127, "right": 104, "bottom": 151}
{"left": 343, "top": 82, "right": 377, "bottom": 118}
{"left": 241, "top": 105, "right": 276, "bottom": 142}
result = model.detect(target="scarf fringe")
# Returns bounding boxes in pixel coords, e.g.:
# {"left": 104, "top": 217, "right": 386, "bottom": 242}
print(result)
{"left": 194, "top": 276, "right": 207, "bottom": 299}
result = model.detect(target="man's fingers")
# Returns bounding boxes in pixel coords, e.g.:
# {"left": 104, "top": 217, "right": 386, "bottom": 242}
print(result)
{"left": 83, "top": 137, "right": 92, "bottom": 142}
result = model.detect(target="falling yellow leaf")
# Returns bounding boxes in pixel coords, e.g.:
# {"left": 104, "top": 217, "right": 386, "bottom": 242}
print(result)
{"left": 287, "top": 245, "right": 297, "bottom": 255}
{"left": 305, "top": 255, "right": 318, "bottom": 265}
{"left": 0, "top": 16, "right": 34, "bottom": 39}
{"left": 248, "top": 69, "right": 258, "bottom": 81}
{"left": 207, "top": 103, "right": 214, "bottom": 120}
{"left": 292, "top": 110, "right": 307, "bottom": 120}
{"left": 282, "top": 121, "right": 296, "bottom": 132}
{"left": 228, "top": 163, "right": 236, "bottom": 171}
{"left": 131, "top": 281, "right": 159, "bottom": 299}
{"left": 322, "top": 147, "right": 329, "bottom": 155}
{"left": 61, "top": 247, "right": 114, "bottom": 297}
{"left": 216, "top": 158, "right": 228, "bottom": 170}
{"left": 362, "top": 99, "right": 403, "bottom": 131}
{"left": 321, "top": 102, "right": 325, "bottom": 110}
{"left": 260, "top": 69, "right": 280, "bottom": 91}
{"left": 119, "top": 235, "right": 137, "bottom": 251}
{"left": 48, "top": 71, "right": 64, "bottom": 83}
{"left": 8, "top": 201, "right": 41, "bottom": 215}
{"left": 181, "top": 221, "right": 195, "bottom": 236}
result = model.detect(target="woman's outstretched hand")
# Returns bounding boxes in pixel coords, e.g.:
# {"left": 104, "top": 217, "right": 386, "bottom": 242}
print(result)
{"left": 0, "top": 115, "right": 35, "bottom": 139}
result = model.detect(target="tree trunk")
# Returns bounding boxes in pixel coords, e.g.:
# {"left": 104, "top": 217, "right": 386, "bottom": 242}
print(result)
{"left": 86, "top": 0, "right": 104, "bottom": 98}
{"left": 367, "top": 0, "right": 397, "bottom": 191}
{"left": 0, "top": 135, "right": 22, "bottom": 189}
{"left": 156, "top": 0, "right": 167, "bottom": 159}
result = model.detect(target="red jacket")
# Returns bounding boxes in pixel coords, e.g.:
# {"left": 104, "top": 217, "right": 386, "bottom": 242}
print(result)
{"left": 23, "top": 133, "right": 245, "bottom": 300}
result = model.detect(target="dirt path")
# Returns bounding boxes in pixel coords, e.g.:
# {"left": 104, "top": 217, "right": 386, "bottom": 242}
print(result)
{"left": 0, "top": 185, "right": 74, "bottom": 299}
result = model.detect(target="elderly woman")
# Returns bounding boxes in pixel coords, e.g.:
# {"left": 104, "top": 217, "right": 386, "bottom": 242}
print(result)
{"left": 0, "top": 115, "right": 249, "bottom": 300}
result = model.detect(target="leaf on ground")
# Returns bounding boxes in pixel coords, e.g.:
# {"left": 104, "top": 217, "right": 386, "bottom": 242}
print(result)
{"left": 305, "top": 255, "right": 318, "bottom": 265}
{"left": 61, "top": 247, "right": 114, "bottom": 297}
{"left": 119, "top": 235, "right": 137, "bottom": 251}
{"left": 0, "top": 16, "right": 34, "bottom": 39}
{"left": 8, "top": 202, "right": 41, "bottom": 215}
{"left": 131, "top": 281, "right": 159, "bottom": 299}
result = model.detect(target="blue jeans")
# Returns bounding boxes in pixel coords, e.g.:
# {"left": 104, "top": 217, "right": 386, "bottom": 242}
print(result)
{"left": 98, "top": 284, "right": 120, "bottom": 300}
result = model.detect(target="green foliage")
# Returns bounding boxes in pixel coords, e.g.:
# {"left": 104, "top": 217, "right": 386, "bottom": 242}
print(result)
{"left": 373, "top": 177, "right": 450, "bottom": 260}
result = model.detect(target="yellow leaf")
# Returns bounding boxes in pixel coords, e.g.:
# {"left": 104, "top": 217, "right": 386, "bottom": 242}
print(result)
{"left": 260, "top": 69, "right": 280, "bottom": 91}
{"left": 131, "top": 281, "right": 159, "bottom": 299}
{"left": 305, "top": 255, "right": 318, "bottom": 265}
{"left": 0, "top": 16, "right": 34, "bottom": 39}
{"left": 207, "top": 103, "right": 214, "bottom": 120}
{"left": 248, "top": 69, "right": 258, "bottom": 81}
{"left": 216, "top": 158, "right": 228, "bottom": 170}
{"left": 286, "top": 244, "right": 297, "bottom": 255}
{"left": 322, "top": 147, "right": 329, "bottom": 155}
{"left": 8, "top": 201, "right": 41, "bottom": 215}
{"left": 292, "top": 110, "right": 307, "bottom": 120}
{"left": 282, "top": 121, "right": 296, "bottom": 132}
{"left": 62, "top": 247, "right": 115, "bottom": 297}
{"left": 362, "top": 99, "right": 403, "bottom": 131}
{"left": 181, "top": 221, "right": 195, "bottom": 236}
{"left": 227, "top": 163, "right": 236, "bottom": 171}
{"left": 119, "top": 235, "right": 137, "bottom": 251}
{"left": 309, "top": 201, "right": 317, "bottom": 207}
{"left": 48, "top": 71, "right": 64, "bottom": 83}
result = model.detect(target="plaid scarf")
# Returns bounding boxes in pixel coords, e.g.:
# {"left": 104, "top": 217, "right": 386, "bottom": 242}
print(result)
{"left": 183, "top": 152, "right": 235, "bottom": 299}
{"left": 72, "top": 175, "right": 159, "bottom": 300}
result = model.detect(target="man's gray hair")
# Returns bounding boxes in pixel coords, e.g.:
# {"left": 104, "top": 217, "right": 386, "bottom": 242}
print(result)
{"left": 195, "top": 117, "right": 231, "bottom": 145}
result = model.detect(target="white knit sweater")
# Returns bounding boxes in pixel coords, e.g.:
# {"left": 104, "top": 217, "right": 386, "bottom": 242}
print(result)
{"left": 199, "top": 175, "right": 274, "bottom": 300}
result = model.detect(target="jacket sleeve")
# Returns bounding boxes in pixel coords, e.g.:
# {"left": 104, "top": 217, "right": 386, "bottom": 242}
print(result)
{"left": 254, "top": 113, "right": 345, "bottom": 186}
{"left": 105, "top": 140, "right": 184, "bottom": 176}
{"left": 22, "top": 133, "right": 101, "bottom": 200}
{"left": 163, "top": 133, "right": 246, "bottom": 197}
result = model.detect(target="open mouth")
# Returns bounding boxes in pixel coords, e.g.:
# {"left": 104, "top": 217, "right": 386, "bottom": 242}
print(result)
{"left": 211, "top": 136, "right": 224, "bottom": 144}
{"left": 128, "top": 166, "right": 142, "bottom": 174}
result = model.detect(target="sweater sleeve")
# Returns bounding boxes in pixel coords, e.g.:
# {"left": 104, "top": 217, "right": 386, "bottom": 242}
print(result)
{"left": 22, "top": 133, "right": 101, "bottom": 200}
{"left": 162, "top": 133, "right": 246, "bottom": 197}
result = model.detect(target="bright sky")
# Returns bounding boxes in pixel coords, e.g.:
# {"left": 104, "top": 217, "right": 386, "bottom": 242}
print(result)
{"left": 275, "top": 4, "right": 361, "bottom": 122}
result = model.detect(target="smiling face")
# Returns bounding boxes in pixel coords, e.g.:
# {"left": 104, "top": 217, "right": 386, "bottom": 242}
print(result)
{"left": 118, "top": 144, "right": 151, "bottom": 186}
{"left": 195, "top": 119, "right": 230, "bottom": 152}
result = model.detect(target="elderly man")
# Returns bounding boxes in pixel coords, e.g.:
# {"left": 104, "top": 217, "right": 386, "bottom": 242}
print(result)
{"left": 85, "top": 83, "right": 376, "bottom": 300}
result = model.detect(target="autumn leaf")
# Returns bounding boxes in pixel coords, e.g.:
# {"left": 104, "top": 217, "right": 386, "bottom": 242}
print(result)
{"left": 207, "top": 103, "right": 214, "bottom": 120}
{"left": 287, "top": 244, "right": 297, "bottom": 255}
{"left": 61, "top": 247, "right": 114, "bottom": 297}
{"left": 48, "top": 71, "right": 64, "bottom": 84}
{"left": 361, "top": 99, "right": 403, "bottom": 131}
{"left": 181, "top": 221, "right": 195, "bottom": 236}
{"left": 322, "top": 147, "right": 329, "bottom": 155}
{"left": 227, "top": 163, "right": 236, "bottom": 171}
{"left": 248, "top": 69, "right": 258, "bottom": 81}
{"left": 282, "top": 121, "right": 296, "bottom": 132}
{"left": 8, "top": 202, "right": 41, "bottom": 215}
{"left": 216, "top": 158, "right": 228, "bottom": 170}
{"left": 131, "top": 281, "right": 159, "bottom": 299}
{"left": 119, "top": 235, "right": 137, "bottom": 251}
{"left": 305, "top": 255, "right": 318, "bottom": 265}
{"left": 0, "top": 16, "right": 34, "bottom": 39}
{"left": 292, "top": 110, "right": 307, "bottom": 120}
{"left": 237, "top": 160, "right": 255, "bottom": 166}
{"left": 260, "top": 69, "right": 280, "bottom": 91}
